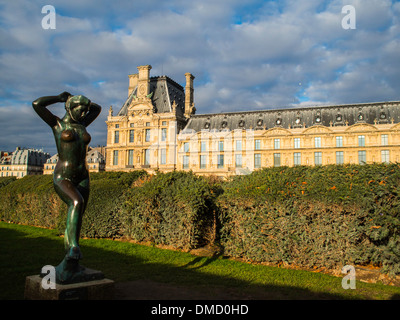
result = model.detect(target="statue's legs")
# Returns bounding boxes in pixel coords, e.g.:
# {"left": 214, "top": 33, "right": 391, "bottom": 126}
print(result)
{"left": 53, "top": 178, "right": 90, "bottom": 284}
{"left": 54, "top": 178, "right": 89, "bottom": 258}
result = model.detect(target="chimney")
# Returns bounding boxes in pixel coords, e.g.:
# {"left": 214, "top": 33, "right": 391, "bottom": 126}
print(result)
{"left": 185, "top": 72, "right": 195, "bottom": 117}
{"left": 128, "top": 74, "right": 138, "bottom": 96}
{"left": 137, "top": 65, "right": 152, "bottom": 98}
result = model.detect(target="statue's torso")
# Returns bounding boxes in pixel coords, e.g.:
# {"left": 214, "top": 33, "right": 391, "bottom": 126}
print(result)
{"left": 52, "top": 120, "right": 91, "bottom": 182}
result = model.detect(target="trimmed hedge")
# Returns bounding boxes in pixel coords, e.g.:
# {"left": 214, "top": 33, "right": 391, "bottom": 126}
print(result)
{"left": 77, "top": 170, "right": 148, "bottom": 239}
{"left": 0, "top": 175, "right": 64, "bottom": 230}
{"left": 0, "top": 171, "right": 147, "bottom": 238}
{"left": 0, "top": 170, "right": 218, "bottom": 251}
{"left": 118, "top": 171, "right": 220, "bottom": 250}
{"left": 1, "top": 163, "right": 400, "bottom": 275}
{"left": 218, "top": 164, "right": 400, "bottom": 276}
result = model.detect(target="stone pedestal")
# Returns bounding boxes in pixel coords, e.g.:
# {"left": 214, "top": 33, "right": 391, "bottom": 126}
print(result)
{"left": 24, "top": 275, "right": 115, "bottom": 300}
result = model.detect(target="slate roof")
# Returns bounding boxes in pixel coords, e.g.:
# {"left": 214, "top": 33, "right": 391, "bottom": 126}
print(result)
{"left": 182, "top": 101, "right": 400, "bottom": 133}
{"left": 10, "top": 148, "right": 50, "bottom": 166}
{"left": 117, "top": 76, "right": 185, "bottom": 117}
{"left": 87, "top": 149, "right": 105, "bottom": 164}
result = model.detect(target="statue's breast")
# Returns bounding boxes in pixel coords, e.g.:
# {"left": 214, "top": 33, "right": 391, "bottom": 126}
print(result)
{"left": 61, "top": 129, "right": 75, "bottom": 142}
{"left": 60, "top": 127, "right": 91, "bottom": 145}
{"left": 83, "top": 132, "right": 91, "bottom": 144}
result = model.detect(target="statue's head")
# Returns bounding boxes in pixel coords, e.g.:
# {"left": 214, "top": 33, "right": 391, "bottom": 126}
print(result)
{"left": 65, "top": 95, "right": 91, "bottom": 122}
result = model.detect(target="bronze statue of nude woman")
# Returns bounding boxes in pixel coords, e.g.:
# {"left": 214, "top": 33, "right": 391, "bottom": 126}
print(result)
{"left": 33, "top": 92, "right": 101, "bottom": 284}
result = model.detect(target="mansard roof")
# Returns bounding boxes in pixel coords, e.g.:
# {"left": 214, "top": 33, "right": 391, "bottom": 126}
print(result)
{"left": 117, "top": 75, "right": 185, "bottom": 117}
{"left": 10, "top": 147, "right": 50, "bottom": 166}
{"left": 182, "top": 101, "right": 400, "bottom": 133}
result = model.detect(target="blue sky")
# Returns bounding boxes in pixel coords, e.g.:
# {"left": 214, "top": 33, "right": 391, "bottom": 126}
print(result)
{"left": 0, "top": 0, "right": 399, "bottom": 155}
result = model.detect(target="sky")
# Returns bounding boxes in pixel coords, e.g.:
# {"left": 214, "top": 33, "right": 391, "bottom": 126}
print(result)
{"left": 0, "top": 0, "right": 399, "bottom": 155}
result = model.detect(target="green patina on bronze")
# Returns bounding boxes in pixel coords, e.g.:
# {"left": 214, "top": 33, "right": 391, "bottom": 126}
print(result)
{"left": 33, "top": 92, "right": 101, "bottom": 284}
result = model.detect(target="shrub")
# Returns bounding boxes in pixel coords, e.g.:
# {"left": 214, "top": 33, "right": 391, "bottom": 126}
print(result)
{"left": 0, "top": 177, "right": 17, "bottom": 189}
{"left": 2, "top": 164, "right": 400, "bottom": 275}
{"left": 119, "top": 171, "right": 219, "bottom": 250}
{"left": 218, "top": 163, "right": 400, "bottom": 275}
{"left": 0, "top": 175, "right": 65, "bottom": 229}
{"left": 0, "top": 171, "right": 147, "bottom": 238}
{"left": 77, "top": 170, "right": 148, "bottom": 239}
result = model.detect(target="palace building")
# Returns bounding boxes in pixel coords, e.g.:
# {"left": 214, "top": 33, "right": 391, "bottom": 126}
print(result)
{"left": 105, "top": 65, "right": 400, "bottom": 177}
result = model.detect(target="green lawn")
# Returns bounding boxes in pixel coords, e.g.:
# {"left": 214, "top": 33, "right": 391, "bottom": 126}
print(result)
{"left": 1, "top": 221, "right": 400, "bottom": 300}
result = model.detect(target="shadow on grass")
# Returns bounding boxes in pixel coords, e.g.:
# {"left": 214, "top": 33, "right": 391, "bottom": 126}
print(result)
{"left": 1, "top": 225, "right": 396, "bottom": 300}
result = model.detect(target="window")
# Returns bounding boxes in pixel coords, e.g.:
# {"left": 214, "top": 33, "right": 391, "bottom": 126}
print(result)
{"left": 254, "top": 154, "right": 261, "bottom": 169}
{"left": 336, "top": 151, "right": 344, "bottom": 164}
{"left": 130, "top": 123, "right": 134, "bottom": 128}
{"left": 314, "top": 137, "right": 321, "bottom": 148}
{"left": 236, "top": 140, "right": 242, "bottom": 151}
{"left": 294, "top": 152, "right": 301, "bottom": 166}
{"left": 114, "top": 131, "right": 119, "bottom": 144}
{"left": 115, "top": 124, "right": 119, "bottom": 128}
{"left": 235, "top": 154, "right": 242, "bottom": 168}
{"left": 217, "top": 154, "right": 224, "bottom": 168}
{"left": 113, "top": 150, "right": 118, "bottom": 166}
{"left": 314, "top": 152, "right": 322, "bottom": 166}
{"left": 200, "top": 155, "right": 207, "bottom": 169}
{"left": 184, "top": 142, "right": 189, "bottom": 153}
{"left": 358, "top": 150, "right": 366, "bottom": 164}
{"left": 183, "top": 155, "right": 189, "bottom": 169}
{"left": 146, "top": 122, "right": 150, "bottom": 127}
{"left": 294, "top": 138, "right": 300, "bottom": 149}
{"left": 201, "top": 141, "right": 207, "bottom": 152}
{"left": 218, "top": 141, "right": 224, "bottom": 152}
{"left": 273, "top": 153, "right": 281, "bottom": 167}
{"left": 160, "top": 149, "right": 166, "bottom": 165}
{"left": 381, "top": 150, "right": 389, "bottom": 163}
{"left": 128, "top": 150, "right": 134, "bottom": 166}
{"left": 144, "top": 149, "right": 150, "bottom": 165}
{"left": 358, "top": 135, "right": 365, "bottom": 147}
{"left": 274, "top": 139, "right": 280, "bottom": 149}
{"left": 162, "top": 121, "right": 167, "bottom": 126}
{"left": 255, "top": 139, "right": 261, "bottom": 150}
{"left": 145, "top": 129, "right": 151, "bottom": 142}
{"left": 129, "top": 130, "right": 134, "bottom": 143}
{"left": 336, "top": 136, "right": 343, "bottom": 148}
{"left": 161, "top": 128, "right": 167, "bottom": 142}
{"left": 381, "top": 134, "right": 388, "bottom": 146}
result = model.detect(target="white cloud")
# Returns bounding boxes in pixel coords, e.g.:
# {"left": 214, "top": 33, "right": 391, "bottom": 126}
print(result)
{"left": 0, "top": 0, "right": 399, "bottom": 153}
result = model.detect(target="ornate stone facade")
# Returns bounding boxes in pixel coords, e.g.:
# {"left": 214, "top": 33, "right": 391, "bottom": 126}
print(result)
{"left": 106, "top": 65, "right": 400, "bottom": 177}
{"left": 105, "top": 65, "right": 194, "bottom": 173}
